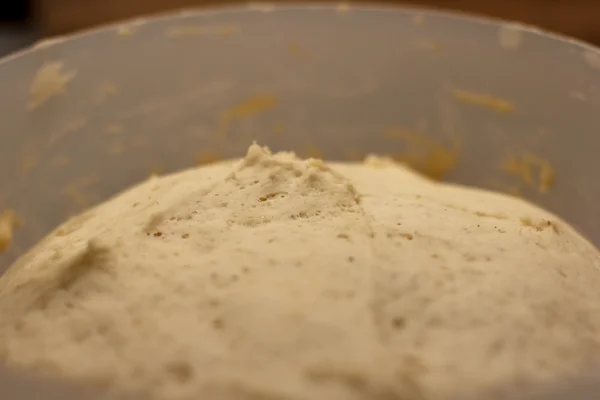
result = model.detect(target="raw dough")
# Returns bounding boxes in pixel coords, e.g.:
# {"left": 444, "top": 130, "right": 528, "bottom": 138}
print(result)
{"left": 1, "top": 144, "right": 600, "bottom": 400}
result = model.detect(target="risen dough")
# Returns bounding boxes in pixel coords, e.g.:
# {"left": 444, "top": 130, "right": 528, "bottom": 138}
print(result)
{"left": 1, "top": 144, "right": 600, "bottom": 400}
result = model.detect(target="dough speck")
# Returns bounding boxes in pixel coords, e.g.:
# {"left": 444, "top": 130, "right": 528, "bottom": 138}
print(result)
{"left": 197, "top": 151, "right": 223, "bottom": 166}
{"left": 385, "top": 127, "right": 459, "bottom": 180}
{"left": 28, "top": 61, "right": 76, "bottom": 110}
{"left": 1, "top": 144, "right": 599, "bottom": 400}
{"left": 453, "top": 90, "right": 514, "bottom": 114}
{"left": 221, "top": 94, "right": 278, "bottom": 120}
{"left": 502, "top": 153, "right": 554, "bottom": 193}
{"left": 216, "top": 95, "right": 278, "bottom": 137}
{"left": 0, "top": 210, "right": 19, "bottom": 253}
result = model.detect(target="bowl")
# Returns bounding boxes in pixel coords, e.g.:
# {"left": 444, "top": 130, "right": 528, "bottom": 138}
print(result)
{"left": 1, "top": 3, "right": 600, "bottom": 276}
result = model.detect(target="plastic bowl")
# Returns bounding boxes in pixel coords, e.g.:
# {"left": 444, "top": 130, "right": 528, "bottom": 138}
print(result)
{"left": 1, "top": 4, "right": 600, "bottom": 275}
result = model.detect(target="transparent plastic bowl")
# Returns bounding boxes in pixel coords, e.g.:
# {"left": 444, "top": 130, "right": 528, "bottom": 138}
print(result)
{"left": 1, "top": 4, "right": 600, "bottom": 275}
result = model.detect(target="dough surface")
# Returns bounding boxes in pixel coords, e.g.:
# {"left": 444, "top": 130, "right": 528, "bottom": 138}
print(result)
{"left": 1, "top": 144, "right": 600, "bottom": 400}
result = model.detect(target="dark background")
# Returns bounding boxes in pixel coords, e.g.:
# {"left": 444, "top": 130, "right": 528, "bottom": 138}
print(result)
{"left": 0, "top": 1, "right": 30, "bottom": 23}
{"left": 0, "top": 1, "right": 34, "bottom": 57}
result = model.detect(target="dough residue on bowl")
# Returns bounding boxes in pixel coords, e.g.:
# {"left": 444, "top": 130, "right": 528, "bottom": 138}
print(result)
{"left": 28, "top": 61, "right": 76, "bottom": 110}
{"left": 0, "top": 210, "right": 19, "bottom": 253}
{"left": 452, "top": 89, "right": 514, "bottom": 114}
{"left": 216, "top": 94, "right": 278, "bottom": 137}
{"left": 385, "top": 126, "right": 460, "bottom": 180}
{"left": 502, "top": 153, "right": 555, "bottom": 193}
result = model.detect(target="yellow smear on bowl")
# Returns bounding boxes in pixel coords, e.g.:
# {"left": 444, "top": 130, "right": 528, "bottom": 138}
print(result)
{"left": 502, "top": 153, "right": 554, "bottom": 193}
{"left": 453, "top": 90, "right": 514, "bottom": 114}
{"left": 28, "top": 61, "right": 76, "bottom": 110}
{"left": 221, "top": 94, "right": 278, "bottom": 120}
{"left": 197, "top": 151, "right": 223, "bottom": 166}
{"left": 385, "top": 127, "right": 460, "bottom": 181}
{"left": 0, "top": 210, "right": 19, "bottom": 253}
{"left": 216, "top": 94, "right": 278, "bottom": 137}
{"left": 286, "top": 41, "right": 313, "bottom": 60}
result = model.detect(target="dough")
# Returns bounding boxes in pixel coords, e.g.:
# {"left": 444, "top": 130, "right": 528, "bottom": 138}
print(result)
{"left": 1, "top": 144, "right": 600, "bottom": 400}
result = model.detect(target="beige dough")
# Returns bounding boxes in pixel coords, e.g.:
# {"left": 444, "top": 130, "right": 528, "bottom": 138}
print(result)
{"left": 1, "top": 144, "right": 600, "bottom": 400}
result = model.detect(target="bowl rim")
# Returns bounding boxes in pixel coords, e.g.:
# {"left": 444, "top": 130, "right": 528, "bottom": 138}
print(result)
{"left": 5, "top": 2, "right": 600, "bottom": 67}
